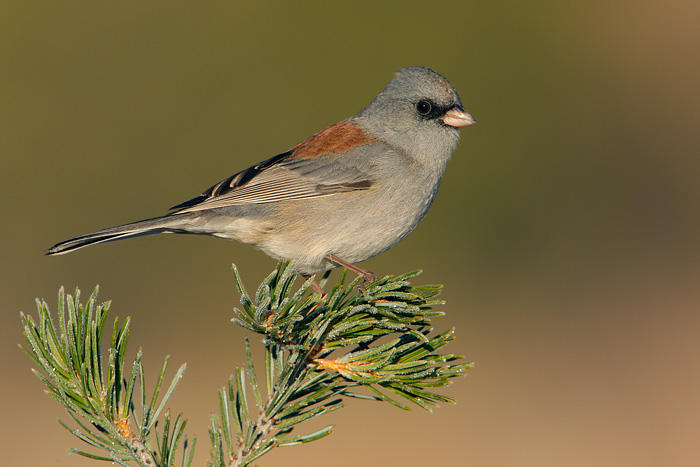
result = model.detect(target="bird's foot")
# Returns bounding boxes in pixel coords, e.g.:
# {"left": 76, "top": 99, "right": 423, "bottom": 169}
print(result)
{"left": 325, "top": 253, "right": 379, "bottom": 292}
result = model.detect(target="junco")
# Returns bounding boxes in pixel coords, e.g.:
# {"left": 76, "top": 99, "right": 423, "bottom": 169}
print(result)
{"left": 47, "top": 66, "right": 473, "bottom": 290}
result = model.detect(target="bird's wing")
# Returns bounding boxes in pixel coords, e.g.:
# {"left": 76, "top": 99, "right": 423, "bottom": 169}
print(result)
{"left": 170, "top": 122, "right": 383, "bottom": 214}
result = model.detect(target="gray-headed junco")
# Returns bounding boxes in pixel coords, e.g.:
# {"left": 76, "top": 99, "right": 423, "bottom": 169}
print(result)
{"left": 47, "top": 66, "right": 473, "bottom": 288}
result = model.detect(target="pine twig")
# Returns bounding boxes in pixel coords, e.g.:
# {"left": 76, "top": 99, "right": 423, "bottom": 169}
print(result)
{"left": 20, "top": 287, "right": 193, "bottom": 467}
{"left": 209, "top": 261, "right": 471, "bottom": 466}
{"left": 20, "top": 260, "right": 471, "bottom": 467}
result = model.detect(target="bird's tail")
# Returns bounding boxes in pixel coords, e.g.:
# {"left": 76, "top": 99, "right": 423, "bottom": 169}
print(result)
{"left": 46, "top": 215, "right": 188, "bottom": 256}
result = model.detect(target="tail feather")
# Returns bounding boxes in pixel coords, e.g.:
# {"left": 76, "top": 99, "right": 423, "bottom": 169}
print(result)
{"left": 46, "top": 215, "right": 184, "bottom": 256}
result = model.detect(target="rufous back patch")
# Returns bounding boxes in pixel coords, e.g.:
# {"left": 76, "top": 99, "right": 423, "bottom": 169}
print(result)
{"left": 290, "top": 121, "right": 379, "bottom": 159}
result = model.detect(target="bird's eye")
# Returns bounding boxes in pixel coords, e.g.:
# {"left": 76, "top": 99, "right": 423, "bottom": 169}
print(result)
{"left": 415, "top": 100, "right": 432, "bottom": 115}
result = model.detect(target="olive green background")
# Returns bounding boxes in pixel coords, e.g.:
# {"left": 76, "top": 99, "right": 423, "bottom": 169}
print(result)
{"left": 2, "top": 2, "right": 699, "bottom": 466}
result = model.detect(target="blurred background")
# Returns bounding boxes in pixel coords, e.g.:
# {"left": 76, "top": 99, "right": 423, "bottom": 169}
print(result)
{"left": 2, "top": 1, "right": 699, "bottom": 466}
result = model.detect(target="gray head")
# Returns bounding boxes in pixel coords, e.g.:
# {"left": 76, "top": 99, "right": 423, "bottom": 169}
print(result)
{"left": 354, "top": 66, "right": 473, "bottom": 164}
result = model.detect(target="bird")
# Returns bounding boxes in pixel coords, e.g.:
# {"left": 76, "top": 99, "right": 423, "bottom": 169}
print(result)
{"left": 47, "top": 66, "right": 474, "bottom": 292}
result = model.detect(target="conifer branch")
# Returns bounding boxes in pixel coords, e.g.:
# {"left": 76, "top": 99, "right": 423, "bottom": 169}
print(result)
{"left": 209, "top": 261, "right": 470, "bottom": 466}
{"left": 20, "top": 261, "right": 470, "bottom": 466}
{"left": 20, "top": 287, "right": 193, "bottom": 467}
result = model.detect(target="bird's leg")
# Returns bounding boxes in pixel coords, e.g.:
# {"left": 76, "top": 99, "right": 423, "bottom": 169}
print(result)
{"left": 325, "top": 253, "right": 379, "bottom": 290}
{"left": 302, "top": 273, "right": 327, "bottom": 296}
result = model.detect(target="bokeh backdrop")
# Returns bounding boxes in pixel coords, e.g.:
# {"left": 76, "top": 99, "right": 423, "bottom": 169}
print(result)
{"left": 2, "top": 2, "right": 699, "bottom": 466}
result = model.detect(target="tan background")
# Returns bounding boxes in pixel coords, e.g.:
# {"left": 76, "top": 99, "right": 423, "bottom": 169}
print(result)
{"left": 2, "top": 2, "right": 699, "bottom": 466}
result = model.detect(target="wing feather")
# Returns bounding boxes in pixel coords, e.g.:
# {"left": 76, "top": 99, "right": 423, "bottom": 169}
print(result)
{"left": 170, "top": 122, "right": 382, "bottom": 214}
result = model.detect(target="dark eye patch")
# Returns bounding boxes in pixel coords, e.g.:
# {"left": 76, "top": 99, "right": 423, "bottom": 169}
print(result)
{"left": 414, "top": 99, "right": 450, "bottom": 121}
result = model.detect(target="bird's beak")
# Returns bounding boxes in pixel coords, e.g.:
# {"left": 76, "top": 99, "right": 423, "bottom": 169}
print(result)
{"left": 442, "top": 106, "right": 475, "bottom": 127}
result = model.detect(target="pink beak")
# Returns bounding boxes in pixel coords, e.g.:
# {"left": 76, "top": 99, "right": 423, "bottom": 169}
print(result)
{"left": 442, "top": 106, "right": 475, "bottom": 128}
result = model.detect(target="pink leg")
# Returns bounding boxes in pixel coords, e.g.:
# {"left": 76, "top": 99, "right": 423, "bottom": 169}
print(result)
{"left": 302, "top": 274, "right": 327, "bottom": 295}
{"left": 325, "top": 253, "right": 379, "bottom": 290}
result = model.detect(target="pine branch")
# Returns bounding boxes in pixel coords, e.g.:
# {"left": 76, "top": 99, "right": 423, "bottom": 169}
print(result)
{"left": 20, "top": 261, "right": 471, "bottom": 466}
{"left": 209, "top": 261, "right": 471, "bottom": 466}
{"left": 20, "top": 287, "right": 193, "bottom": 467}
